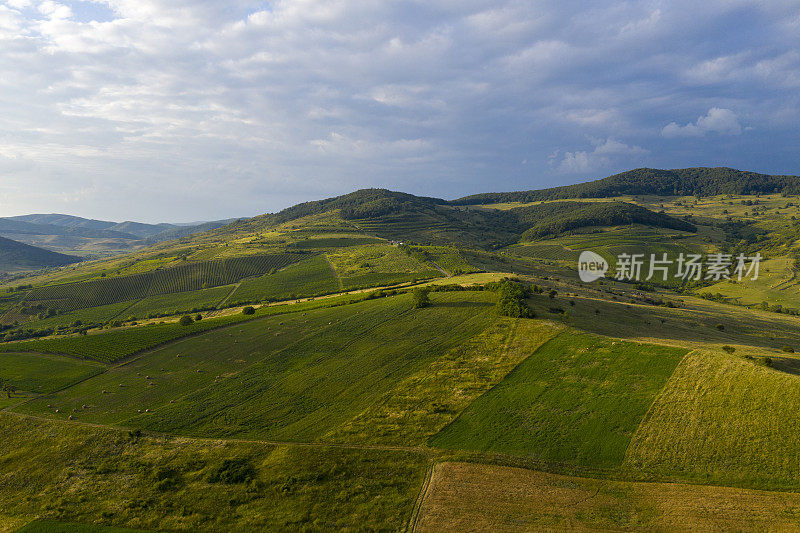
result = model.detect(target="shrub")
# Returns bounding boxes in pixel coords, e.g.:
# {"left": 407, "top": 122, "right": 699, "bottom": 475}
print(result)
{"left": 195, "top": 314, "right": 203, "bottom": 321}
{"left": 207, "top": 458, "right": 256, "bottom": 484}
{"left": 179, "top": 315, "right": 194, "bottom": 326}
{"left": 722, "top": 345, "right": 736, "bottom": 354}
{"left": 242, "top": 306, "right": 256, "bottom": 315}
{"left": 715, "top": 323, "right": 725, "bottom": 331}
{"left": 782, "top": 346, "right": 795, "bottom": 353}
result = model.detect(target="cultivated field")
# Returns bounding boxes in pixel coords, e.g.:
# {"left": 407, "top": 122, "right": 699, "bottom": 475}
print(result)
{"left": 430, "top": 332, "right": 687, "bottom": 468}
{"left": 416, "top": 462, "right": 800, "bottom": 532}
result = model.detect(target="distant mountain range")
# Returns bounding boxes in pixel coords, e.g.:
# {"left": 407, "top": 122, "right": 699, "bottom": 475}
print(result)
{"left": 0, "top": 214, "right": 237, "bottom": 258}
{"left": 452, "top": 167, "right": 800, "bottom": 205}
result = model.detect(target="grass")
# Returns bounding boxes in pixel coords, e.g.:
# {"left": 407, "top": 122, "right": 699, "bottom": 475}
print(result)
{"left": 430, "top": 331, "right": 688, "bottom": 468}
{"left": 0, "top": 353, "right": 104, "bottom": 394}
{"left": 416, "top": 462, "right": 800, "bottom": 532}
{"left": 15, "top": 520, "right": 153, "bottom": 532}
{"left": 624, "top": 348, "right": 800, "bottom": 490}
{"left": 123, "top": 285, "right": 234, "bottom": 318}
{"left": 705, "top": 255, "right": 800, "bottom": 309}
{"left": 0, "top": 413, "right": 428, "bottom": 532}
{"left": 525, "top": 288, "right": 800, "bottom": 351}
{"left": 0, "top": 292, "right": 370, "bottom": 363}
{"left": 409, "top": 246, "right": 480, "bottom": 275}
{"left": 2, "top": 300, "right": 136, "bottom": 329}
{"left": 228, "top": 254, "right": 340, "bottom": 303}
{"left": 340, "top": 271, "right": 442, "bottom": 290}
{"left": 13, "top": 292, "right": 498, "bottom": 443}
{"left": 26, "top": 254, "right": 299, "bottom": 311}
{"left": 326, "top": 244, "right": 431, "bottom": 276}
{"left": 326, "top": 318, "right": 564, "bottom": 446}
{"left": 123, "top": 292, "right": 498, "bottom": 441}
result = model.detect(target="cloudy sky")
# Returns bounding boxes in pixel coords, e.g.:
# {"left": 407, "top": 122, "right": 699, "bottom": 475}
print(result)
{"left": 0, "top": 0, "right": 798, "bottom": 222}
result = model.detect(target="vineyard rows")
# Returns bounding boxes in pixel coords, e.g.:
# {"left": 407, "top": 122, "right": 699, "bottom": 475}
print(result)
{"left": 26, "top": 253, "right": 300, "bottom": 311}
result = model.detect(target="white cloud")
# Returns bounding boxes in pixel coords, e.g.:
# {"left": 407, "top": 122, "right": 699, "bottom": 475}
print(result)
{"left": 0, "top": 0, "right": 797, "bottom": 220}
{"left": 662, "top": 108, "right": 743, "bottom": 138}
{"left": 555, "top": 138, "right": 648, "bottom": 174}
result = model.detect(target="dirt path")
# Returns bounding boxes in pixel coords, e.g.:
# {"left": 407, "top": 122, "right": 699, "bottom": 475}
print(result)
{"left": 428, "top": 261, "right": 450, "bottom": 278}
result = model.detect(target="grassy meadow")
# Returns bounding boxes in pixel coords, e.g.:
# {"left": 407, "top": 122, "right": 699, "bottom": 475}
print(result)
{"left": 0, "top": 414, "right": 428, "bottom": 532}
{"left": 430, "top": 332, "right": 688, "bottom": 468}
{"left": 624, "top": 348, "right": 800, "bottom": 490}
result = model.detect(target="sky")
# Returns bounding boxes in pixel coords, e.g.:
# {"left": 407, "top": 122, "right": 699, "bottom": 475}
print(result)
{"left": 0, "top": 1, "right": 798, "bottom": 223}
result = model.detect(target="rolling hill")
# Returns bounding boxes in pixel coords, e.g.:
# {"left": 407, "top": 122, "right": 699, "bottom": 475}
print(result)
{"left": 6, "top": 167, "right": 800, "bottom": 530}
{"left": 0, "top": 236, "right": 81, "bottom": 272}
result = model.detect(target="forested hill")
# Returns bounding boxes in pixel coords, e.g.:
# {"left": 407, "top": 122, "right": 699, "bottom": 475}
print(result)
{"left": 264, "top": 188, "right": 448, "bottom": 225}
{"left": 452, "top": 167, "right": 800, "bottom": 205}
{"left": 512, "top": 201, "right": 696, "bottom": 240}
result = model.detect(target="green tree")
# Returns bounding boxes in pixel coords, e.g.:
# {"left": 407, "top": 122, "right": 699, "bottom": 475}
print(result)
{"left": 179, "top": 315, "right": 194, "bottom": 326}
{"left": 411, "top": 287, "right": 431, "bottom": 309}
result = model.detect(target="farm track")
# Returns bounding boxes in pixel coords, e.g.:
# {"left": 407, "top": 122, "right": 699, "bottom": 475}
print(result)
{"left": 324, "top": 253, "right": 345, "bottom": 290}
{"left": 428, "top": 261, "right": 450, "bottom": 278}
{"left": 407, "top": 462, "right": 436, "bottom": 533}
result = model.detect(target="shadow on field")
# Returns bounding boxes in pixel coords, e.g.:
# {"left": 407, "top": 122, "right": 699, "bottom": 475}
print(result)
{"left": 431, "top": 300, "right": 494, "bottom": 309}
{"left": 769, "top": 356, "right": 800, "bottom": 376}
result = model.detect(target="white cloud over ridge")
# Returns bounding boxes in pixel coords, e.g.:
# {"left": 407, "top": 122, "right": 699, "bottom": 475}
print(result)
{"left": 0, "top": 0, "right": 797, "bottom": 220}
{"left": 662, "top": 108, "right": 744, "bottom": 138}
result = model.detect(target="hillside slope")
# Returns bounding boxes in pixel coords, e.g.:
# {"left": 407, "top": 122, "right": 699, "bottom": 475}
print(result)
{"left": 0, "top": 236, "right": 81, "bottom": 272}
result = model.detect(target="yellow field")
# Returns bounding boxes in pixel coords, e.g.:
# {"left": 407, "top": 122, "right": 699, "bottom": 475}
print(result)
{"left": 624, "top": 349, "right": 800, "bottom": 489}
{"left": 416, "top": 462, "right": 800, "bottom": 532}
{"left": 326, "top": 318, "right": 564, "bottom": 445}
{"left": 0, "top": 515, "right": 33, "bottom": 533}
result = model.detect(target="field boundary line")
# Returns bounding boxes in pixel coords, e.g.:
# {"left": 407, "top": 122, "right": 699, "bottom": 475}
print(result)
{"left": 406, "top": 461, "right": 436, "bottom": 533}
{"left": 0, "top": 410, "right": 435, "bottom": 455}
{"left": 214, "top": 282, "right": 241, "bottom": 311}
{"left": 107, "top": 298, "right": 143, "bottom": 322}
{"left": 620, "top": 348, "right": 698, "bottom": 465}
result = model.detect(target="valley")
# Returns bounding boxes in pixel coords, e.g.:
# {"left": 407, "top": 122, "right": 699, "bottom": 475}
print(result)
{"left": 4, "top": 167, "right": 800, "bottom": 531}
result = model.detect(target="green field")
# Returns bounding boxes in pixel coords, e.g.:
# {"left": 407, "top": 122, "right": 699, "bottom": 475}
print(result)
{"left": 0, "top": 414, "right": 427, "bottom": 532}
{"left": 123, "top": 285, "right": 234, "bottom": 318}
{"left": 0, "top": 292, "right": 373, "bottom": 363}
{"left": 327, "top": 318, "right": 564, "bottom": 446}
{"left": 15, "top": 520, "right": 153, "bottom": 532}
{"left": 705, "top": 256, "right": 800, "bottom": 309}
{"left": 624, "top": 349, "right": 800, "bottom": 490}
{"left": 14, "top": 292, "right": 498, "bottom": 442}
{"left": 25, "top": 254, "right": 299, "bottom": 311}
{"left": 228, "top": 254, "right": 340, "bottom": 303}
{"left": 430, "top": 332, "right": 688, "bottom": 468}
{"left": 3, "top": 300, "right": 136, "bottom": 330}
{"left": 0, "top": 352, "right": 104, "bottom": 394}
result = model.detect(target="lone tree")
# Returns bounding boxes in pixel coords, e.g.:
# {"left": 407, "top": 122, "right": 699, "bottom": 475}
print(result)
{"left": 242, "top": 306, "right": 256, "bottom": 315}
{"left": 1, "top": 379, "right": 16, "bottom": 399}
{"left": 179, "top": 315, "right": 194, "bottom": 326}
{"left": 411, "top": 287, "right": 431, "bottom": 309}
